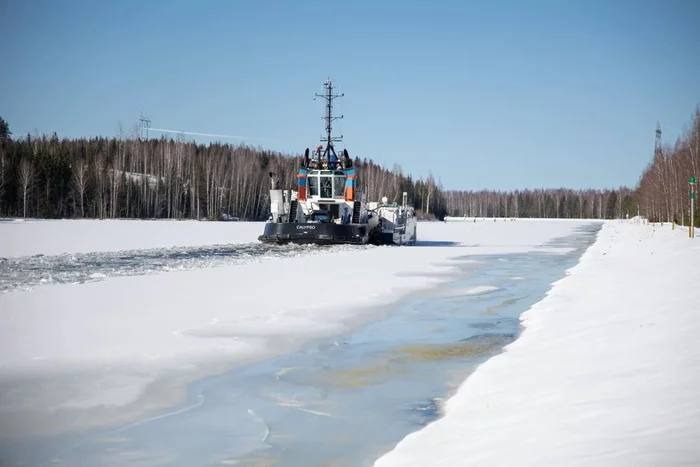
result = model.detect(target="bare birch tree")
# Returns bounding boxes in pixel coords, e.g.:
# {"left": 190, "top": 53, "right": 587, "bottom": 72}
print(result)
{"left": 19, "top": 158, "right": 34, "bottom": 218}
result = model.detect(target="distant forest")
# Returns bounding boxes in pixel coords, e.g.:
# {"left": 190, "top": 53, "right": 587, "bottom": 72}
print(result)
{"left": 0, "top": 109, "right": 697, "bottom": 223}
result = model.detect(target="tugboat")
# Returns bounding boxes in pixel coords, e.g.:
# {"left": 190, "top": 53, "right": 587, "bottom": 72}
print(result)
{"left": 258, "top": 79, "right": 417, "bottom": 246}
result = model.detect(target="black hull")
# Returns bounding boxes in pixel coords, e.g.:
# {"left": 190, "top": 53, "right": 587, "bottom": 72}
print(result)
{"left": 258, "top": 222, "right": 369, "bottom": 245}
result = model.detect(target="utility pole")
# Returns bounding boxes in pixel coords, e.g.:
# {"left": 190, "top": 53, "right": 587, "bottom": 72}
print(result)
{"left": 691, "top": 176, "right": 696, "bottom": 238}
{"left": 655, "top": 123, "right": 663, "bottom": 223}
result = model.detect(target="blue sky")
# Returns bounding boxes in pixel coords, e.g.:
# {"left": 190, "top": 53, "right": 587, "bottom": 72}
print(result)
{"left": 2, "top": 0, "right": 699, "bottom": 191}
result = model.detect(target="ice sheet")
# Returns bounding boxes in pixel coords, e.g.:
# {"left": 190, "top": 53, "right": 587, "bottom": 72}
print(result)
{"left": 0, "top": 219, "right": 595, "bottom": 441}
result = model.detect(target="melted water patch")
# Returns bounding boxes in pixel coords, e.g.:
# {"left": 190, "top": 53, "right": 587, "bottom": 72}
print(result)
{"left": 311, "top": 333, "right": 514, "bottom": 391}
{"left": 391, "top": 333, "right": 516, "bottom": 362}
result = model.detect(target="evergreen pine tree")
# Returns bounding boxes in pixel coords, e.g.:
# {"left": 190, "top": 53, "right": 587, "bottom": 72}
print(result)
{"left": 0, "top": 117, "right": 11, "bottom": 140}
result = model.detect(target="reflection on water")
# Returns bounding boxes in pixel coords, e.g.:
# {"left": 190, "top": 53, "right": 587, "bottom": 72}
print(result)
{"left": 14, "top": 224, "right": 600, "bottom": 467}
{"left": 392, "top": 333, "right": 516, "bottom": 362}
{"left": 316, "top": 361, "right": 409, "bottom": 389}
{"left": 482, "top": 295, "right": 529, "bottom": 315}
{"left": 314, "top": 333, "right": 514, "bottom": 391}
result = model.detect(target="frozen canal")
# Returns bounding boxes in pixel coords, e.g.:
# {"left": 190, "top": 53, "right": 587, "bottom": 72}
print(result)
{"left": 6, "top": 224, "right": 599, "bottom": 467}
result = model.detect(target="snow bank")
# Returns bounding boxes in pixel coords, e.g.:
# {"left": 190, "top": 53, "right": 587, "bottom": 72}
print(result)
{"left": 0, "top": 219, "right": 590, "bottom": 438}
{"left": 0, "top": 219, "right": 263, "bottom": 257}
{"left": 375, "top": 221, "right": 700, "bottom": 466}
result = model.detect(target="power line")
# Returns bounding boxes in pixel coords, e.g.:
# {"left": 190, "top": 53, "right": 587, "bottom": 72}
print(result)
{"left": 149, "top": 128, "right": 247, "bottom": 140}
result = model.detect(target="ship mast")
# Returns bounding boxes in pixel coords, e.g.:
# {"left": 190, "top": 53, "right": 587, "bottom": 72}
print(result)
{"left": 315, "top": 79, "right": 344, "bottom": 162}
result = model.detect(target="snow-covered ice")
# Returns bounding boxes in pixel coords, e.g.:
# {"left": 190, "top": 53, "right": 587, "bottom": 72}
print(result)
{"left": 0, "top": 219, "right": 263, "bottom": 257}
{"left": 0, "top": 218, "right": 586, "bottom": 441}
{"left": 375, "top": 220, "right": 700, "bottom": 466}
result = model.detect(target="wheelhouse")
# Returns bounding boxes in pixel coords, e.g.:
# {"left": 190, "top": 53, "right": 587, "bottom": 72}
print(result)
{"left": 307, "top": 170, "right": 346, "bottom": 199}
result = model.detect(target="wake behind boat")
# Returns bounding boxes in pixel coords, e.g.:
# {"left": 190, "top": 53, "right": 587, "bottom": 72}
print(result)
{"left": 258, "top": 79, "right": 417, "bottom": 246}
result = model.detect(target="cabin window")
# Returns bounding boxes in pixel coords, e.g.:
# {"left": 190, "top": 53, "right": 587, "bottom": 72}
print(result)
{"left": 333, "top": 175, "right": 345, "bottom": 197}
{"left": 308, "top": 170, "right": 345, "bottom": 198}
{"left": 309, "top": 176, "right": 319, "bottom": 196}
{"left": 320, "top": 176, "right": 333, "bottom": 198}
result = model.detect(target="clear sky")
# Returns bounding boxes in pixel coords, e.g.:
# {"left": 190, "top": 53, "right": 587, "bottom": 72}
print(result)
{"left": 1, "top": 0, "right": 699, "bottom": 191}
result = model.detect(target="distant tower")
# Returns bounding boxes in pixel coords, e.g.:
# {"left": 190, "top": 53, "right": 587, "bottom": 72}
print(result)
{"left": 138, "top": 113, "right": 151, "bottom": 140}
{"left": 655, "top": 122, "right": 662, "bottom": 157}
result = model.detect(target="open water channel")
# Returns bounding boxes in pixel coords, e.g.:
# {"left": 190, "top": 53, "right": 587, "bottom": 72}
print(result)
{"left": 12, "top": 223, "right": 600, "bottom": 467}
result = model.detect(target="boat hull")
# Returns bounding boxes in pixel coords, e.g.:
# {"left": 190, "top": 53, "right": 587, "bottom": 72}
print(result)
{"left": 371, "top": 222, "right": 417, "bottom": 245}
{"left": 258, "top": 222, "right": 369, "bottom": 245}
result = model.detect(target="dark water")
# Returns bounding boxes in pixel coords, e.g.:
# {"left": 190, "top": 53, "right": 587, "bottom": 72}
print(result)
{"left": 8, "top": 224, "right": 600, "bottom": 467}
{"left": 0, "top": 243, "right": 367, "bottom": 293}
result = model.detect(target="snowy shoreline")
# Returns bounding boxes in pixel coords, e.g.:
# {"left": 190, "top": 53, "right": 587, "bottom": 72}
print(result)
{"left": 375, "top": 221, "right": 700, "bottom": 466}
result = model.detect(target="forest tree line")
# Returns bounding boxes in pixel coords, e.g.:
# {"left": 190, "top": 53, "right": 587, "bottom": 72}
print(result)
{"left": 0, "top": 121, "right": 435, "bottom": 220}
{"left": 442, "top": 187, "right": 634, "bottom": 220}
{"left": 0, "top": 109, "right": 697, "bottom": 223}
